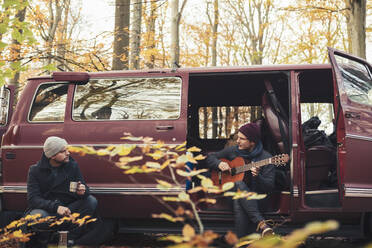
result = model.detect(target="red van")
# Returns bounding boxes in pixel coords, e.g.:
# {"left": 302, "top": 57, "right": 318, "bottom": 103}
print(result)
{"left": 0, "top": 48, "right": 371, "bottom": 236}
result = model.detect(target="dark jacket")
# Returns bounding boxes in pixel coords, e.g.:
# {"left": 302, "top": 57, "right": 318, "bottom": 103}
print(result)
{"left": 27, "top": 153, "right": 90, "bottom": 214}
{"left": 205, "top": 145, "right": 275, "bottom": 193}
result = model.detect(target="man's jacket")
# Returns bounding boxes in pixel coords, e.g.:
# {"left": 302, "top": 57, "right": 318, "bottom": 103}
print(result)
{"left": 27, "top": 153, "right": 90, "bottom": 214}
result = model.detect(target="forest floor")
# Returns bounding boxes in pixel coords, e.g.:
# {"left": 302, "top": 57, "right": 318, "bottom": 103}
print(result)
{"left": 62, "top": 233, "right": 371, "bottom": 248}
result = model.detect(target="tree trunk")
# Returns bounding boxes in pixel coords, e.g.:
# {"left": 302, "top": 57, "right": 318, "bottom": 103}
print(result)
{"left": 45, "top": 0, "right": 63, "bottom": 67}
{"left": 112, "top": 0, "right": 130, "bottom": 70}
{"left": 170, "top": 0, "right": 179, "bottom": 68}
{"left": 225, "top": 106, "right": 231, "bottom": 137}
{"left": 211, "top": 0, "right": 218, "bottom": 66}
{"left": 9, "top": 1, "right": 27, "bottom": 101}
{"left": 345, "top": 0, "right": 366, "bottom": 58}
{"left": 129, "top": 0, "right": 142, "bottom": 69}
{"left": 203, "top": 107, "right": 208, "bottom": 139}
{"left": 170, "top": 0, "right": 188, "bottom": 68}
{"left": 145, "top": 0, "right": 157, "bottom": 68}
{"left": 56, "top": 0, "right": 70, "bottom": 71}
{"left": 212, "top": 107, "right": 218, "bottom": 138}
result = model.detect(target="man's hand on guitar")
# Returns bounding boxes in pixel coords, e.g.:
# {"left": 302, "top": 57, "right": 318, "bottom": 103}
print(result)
{"left": 251, "top": 167, "right": 260, "bottom": 177}
{"left": 218, "top": 161, "right": 231, "bottom": 172}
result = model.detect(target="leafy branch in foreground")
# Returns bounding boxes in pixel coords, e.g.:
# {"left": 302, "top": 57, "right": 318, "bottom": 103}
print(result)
{"left": 0, "top": 213, "right": 96, "bottom": 247}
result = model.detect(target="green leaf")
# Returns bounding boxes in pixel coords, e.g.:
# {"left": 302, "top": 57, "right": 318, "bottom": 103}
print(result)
{"left": 0, "top": 24, "right": 8, "bottom": 34}
{"left": 11, "top": 29, "right": 22, "bottom": 43}
{"left": 0, "top": 41, "right": 7, "bottom": 50}
{"left": 42, "top": 64, "right": 57, "bottom": 72}
{"left": 10, "top": 61, "right": 21, "bottom": 70}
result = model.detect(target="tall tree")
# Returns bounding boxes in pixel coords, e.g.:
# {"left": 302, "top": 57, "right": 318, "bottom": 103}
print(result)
{"left": 0, "top": 0, "right": 33, "bottom": 85}
{"left": 112, "top": 0, "right": 130, "bottom": 70}
{"left": 8, "top": 0, "right": 27, "bottom": 99}
{"left": 225, "top": 0, "right": 276, "bottom": 65}
{"left": 129, "top": 0, "right": 142, "bottom": 69}
{"left": 143, "top": 0, "right": 157, "bottom": 68}
{"left": 345, "top": 0, "right": 366, "bottom": 58}
{"left": 170, "top": 0, "right": 188, "bottom": 68}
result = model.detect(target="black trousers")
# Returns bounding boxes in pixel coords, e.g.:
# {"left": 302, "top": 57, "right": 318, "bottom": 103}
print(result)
{"left": 27, "top": 195, "right": 98, "bottom": 245}
{"left": 233, "top": 181, "right": 264, "bottom": 238}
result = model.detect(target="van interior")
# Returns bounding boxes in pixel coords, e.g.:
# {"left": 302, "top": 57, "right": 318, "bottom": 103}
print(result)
{"left": 186, "top": 68, "right": 340, "bottom": 212}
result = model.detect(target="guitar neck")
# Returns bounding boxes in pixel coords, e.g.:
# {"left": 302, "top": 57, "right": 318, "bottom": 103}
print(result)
{"left": 234, "top": 157, "right": 272, "bottom": 174}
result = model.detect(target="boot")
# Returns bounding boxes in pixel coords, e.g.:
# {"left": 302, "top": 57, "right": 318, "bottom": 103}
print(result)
{"left": 257, "top": 220, "right": 274, "bottom": 237}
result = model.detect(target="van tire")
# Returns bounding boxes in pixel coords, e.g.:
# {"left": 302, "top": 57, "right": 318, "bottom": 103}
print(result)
{"left": 362, "top": 212, "right": 372, "bottom": 239}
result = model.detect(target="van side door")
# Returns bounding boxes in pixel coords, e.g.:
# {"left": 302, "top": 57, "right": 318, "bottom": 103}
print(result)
{"left": 328, "top": 48, "right": 372, "bottom": 210}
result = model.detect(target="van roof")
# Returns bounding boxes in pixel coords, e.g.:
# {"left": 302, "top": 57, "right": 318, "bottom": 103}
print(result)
{"left": 27, "top": 63, "right": 332, "bottom": 80}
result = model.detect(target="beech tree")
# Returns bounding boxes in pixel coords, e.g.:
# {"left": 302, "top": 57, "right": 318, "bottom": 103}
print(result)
{"left": 345, "top": 0, "right": 366, "bottom": 58}
{"left": 112, "top": 0, "right": 130, "bottom": 70}
{"left": 170, "top": 0, "right": 188, "bottom": 68}
{"left": 129, "top": 0, "right": 141, "bottom": 69}
{"left": 0, "top": 0, "right": 34, "bottom": 86}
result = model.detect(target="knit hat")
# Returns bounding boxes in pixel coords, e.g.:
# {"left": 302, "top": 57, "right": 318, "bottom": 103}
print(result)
{"left": 238, "top": 123, "right": 261, "bottom": 143}
{"left": 43, "top": 136, "right": 68, "bottom": 158}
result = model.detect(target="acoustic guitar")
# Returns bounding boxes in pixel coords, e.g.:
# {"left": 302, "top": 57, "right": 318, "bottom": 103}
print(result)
{"left": 211, "top": 154, "right": 289, "bottom": 186}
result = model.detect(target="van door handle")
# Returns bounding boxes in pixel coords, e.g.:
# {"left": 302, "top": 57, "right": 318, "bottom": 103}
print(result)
{"left": 156, "top": 125, "right": 174, "bottom": 131}
{"left": 345, "top": 111, "right": 360, "bottom": 119}
{"left": 5, "top": 152, "right": 16, "bottom": 159}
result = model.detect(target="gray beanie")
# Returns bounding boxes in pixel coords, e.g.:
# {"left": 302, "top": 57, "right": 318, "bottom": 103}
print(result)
{"left": 43, "top": 136, "right": 68, "bottom": 158}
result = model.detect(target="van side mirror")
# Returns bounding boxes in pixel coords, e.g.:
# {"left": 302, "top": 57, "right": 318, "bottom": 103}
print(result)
{"left": 52, "top": 72, "right": 90, "bottom": 84}
{"left": 0, "top": 86, "right": 10, "bottom": 126}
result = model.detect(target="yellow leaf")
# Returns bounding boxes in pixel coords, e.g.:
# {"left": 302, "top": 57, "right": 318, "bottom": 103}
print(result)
{"left": 222, "top": 182, "right": 235, "bottom": 192}
{"left": 198, "top": 198, "right": 217, "bottom": 204}
{"left": 162, "top": 196, "right": 180, "bottom": 202}
{"left": 201, "top": 178, "right": 214, "bottom": 188}
{"left": 119, "top": 156, "right": 143, "bottom": 163}
{"left": 152, "top": 213, "right": 184, "bottom": 223}
{"left": 145, "top": 161, "right": 161, "bottom": 169}
{"left": 175, "top": 141, "right": 187, "bottom": 151}
{"left": 153, "top": 140, "right": 165, "bottom": 149}
{"left": 187, "top": 146, "right": 201, "bottom": 152}
{"left": 156, "top": 179, "right": 172, "bottom": 189}
{"left": 186, "top": 154, "right": 197, "bottom": 164}
{"left": 12, "top": 230, "right": 24, "bottom": 238}
{"left": 147, "top": 150, "right": 164, "bottom": 160}
{"left": 117, "top": 145, "right": 136, "bottom": 156}
{"left": 178, "top": 192, "right": 190, "bottom": 202}
{"left": 194, "top": 154, "right": 206, "bottom": 160}
{"left": 176, "top": 154, "right": 189, "bottom": 165}
{"left": 159, "top": 235, "right": 184, "bottom": 243}
{"left": 96, "top": 149, "right": 109, "bottom": 156}
{"left": 182, "top": 224, "right": 195, "bottom": 240}
{"left": 187, "top": 186, "right": 204, "bottom": 194}
{"left": 124, "top": 166, "right": 144, "bottom": 174}
{"left": 160, "top": 160, "right": 171, "bottom": 170}
{"left": 176, "top": 169, "right": 208, "bottom": 177}
{"left": 120, "top": 135, "right": 143, "bottom": 141}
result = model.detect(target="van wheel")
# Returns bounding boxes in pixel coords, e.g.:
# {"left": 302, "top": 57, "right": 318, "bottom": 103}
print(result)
{"left": 362, "top": 212, "right": 372, "bottom": 239}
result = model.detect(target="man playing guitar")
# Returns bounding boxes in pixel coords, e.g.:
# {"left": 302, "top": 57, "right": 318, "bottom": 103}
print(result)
{"left": 205, "top": 122, "right": 275, "bottom": 238}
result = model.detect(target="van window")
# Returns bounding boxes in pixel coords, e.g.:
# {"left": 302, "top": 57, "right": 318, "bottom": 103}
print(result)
{"left": 29, "top": 83, "right": 68, "bottom": 122}
{"left": 0, "top": 88, "right": 10, "bottom": 126}
{"left": 301, "top": 103, "right": 334, "bottom": 135}
{"left": 198, "top": 106, "right": 262, "bottom": 139}
{"left": 72, "top": 77, "right": 182, "bottom": 121}
{"left": 334, "top": 54, "right": 372, "bottom": 106}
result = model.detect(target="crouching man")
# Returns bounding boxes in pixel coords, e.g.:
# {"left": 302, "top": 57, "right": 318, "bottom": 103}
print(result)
{"left": 26, "top": 136, "right": 97, "bottom": 247}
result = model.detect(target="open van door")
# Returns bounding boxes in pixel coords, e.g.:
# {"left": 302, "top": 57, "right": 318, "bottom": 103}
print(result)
{"left": 0, "top": 85, "right": 14, "bottom": 139}
{"left": 328, "top": 48, "right": 372, "bottom": 211}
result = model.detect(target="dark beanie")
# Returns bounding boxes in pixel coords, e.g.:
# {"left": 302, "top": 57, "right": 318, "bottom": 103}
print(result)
{"left": 238, "top": 123, "right": 261, "bottom": 143}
